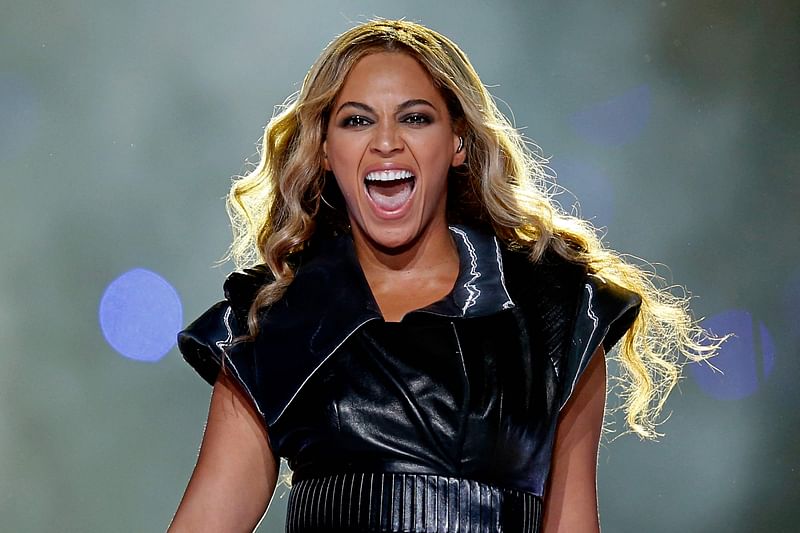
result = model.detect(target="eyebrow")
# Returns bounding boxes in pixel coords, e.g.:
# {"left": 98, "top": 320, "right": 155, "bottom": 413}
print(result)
{"left": 335, "top": 99, "right": 437, "bottom": 116}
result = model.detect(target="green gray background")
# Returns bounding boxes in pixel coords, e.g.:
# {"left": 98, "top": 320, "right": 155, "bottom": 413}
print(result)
{"left": 1, "top": 1, "right": 798, "bottom": 531}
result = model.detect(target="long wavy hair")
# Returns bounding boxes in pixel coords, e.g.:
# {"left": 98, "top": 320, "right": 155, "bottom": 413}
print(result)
{"left": 225, "top": 19, "right": 721, "bottom": 439}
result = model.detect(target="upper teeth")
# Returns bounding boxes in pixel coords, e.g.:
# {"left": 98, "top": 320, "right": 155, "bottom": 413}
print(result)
{"left": 365, "top": 170, "right": 414, "bottom": 182}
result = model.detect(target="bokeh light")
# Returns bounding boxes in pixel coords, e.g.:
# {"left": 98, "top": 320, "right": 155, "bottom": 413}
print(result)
{"left": 551, "top": 158, "right": 615, "bottom": 228}
{"left": 98, "top": 268, "right": 183, "bottom": 362}
{"left": 689, "top": 309, "right": 775, "bottom": 400}
{"left": 569, "top": 84, "right": 651, "bottom": 147}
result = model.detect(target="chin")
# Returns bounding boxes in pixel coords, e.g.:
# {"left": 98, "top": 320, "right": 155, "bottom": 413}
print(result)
{"left": 366, "top": 229, "right": 416, "bottom": 252}
{"left": 348, "top": 193, "right": 447, "bottom": 253}
{"left": 358, "top": 220, "right": 424, "bottom": 253}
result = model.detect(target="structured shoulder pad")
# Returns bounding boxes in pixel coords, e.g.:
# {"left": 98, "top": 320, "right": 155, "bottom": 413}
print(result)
{"left": 177, "top": 265, "right": 273, "bottom": 421}
{"left": 223, "top": 264, "right": 273, "bottom": 326}
{"left": 559, "top": 274, "right": 642, "bottom": 409}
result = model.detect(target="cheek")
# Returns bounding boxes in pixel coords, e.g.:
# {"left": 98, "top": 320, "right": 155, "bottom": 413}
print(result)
{"left": 330, "top": 171, "right": 348, "bottom": 193}
{"left": 422, "top": 146, "right": 457, "bottom": 184}
{"left": 327, "top": 140, "right": 364, "bottom": 176}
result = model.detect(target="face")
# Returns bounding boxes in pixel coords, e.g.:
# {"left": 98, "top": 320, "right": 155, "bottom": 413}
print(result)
{"left": 323, "top": 52, "right": 465, "bottom": 251}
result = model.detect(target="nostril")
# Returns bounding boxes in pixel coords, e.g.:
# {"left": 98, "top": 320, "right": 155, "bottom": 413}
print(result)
{"left": 370, "top": 138, "right": 404, "bottom": 154}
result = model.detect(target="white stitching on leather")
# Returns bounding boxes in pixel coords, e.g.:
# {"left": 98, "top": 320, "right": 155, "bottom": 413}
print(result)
{"left": 449, "top": 226, "right": 481, "bottom": 314}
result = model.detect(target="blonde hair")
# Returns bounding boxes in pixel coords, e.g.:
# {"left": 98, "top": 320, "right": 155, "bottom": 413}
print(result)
{"left": 226, "top": 19, "right": 721, "bottom": 439}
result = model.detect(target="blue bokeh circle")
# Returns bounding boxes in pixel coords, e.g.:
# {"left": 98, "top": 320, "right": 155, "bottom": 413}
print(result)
{"left": 569, "top": 84, "right": 652, "bottom": 147}
{"left": 99, "top": 268, "right": 183, "bottom": 362}
{"left": 689, "top": 309, "right": 775, "bottom": 400}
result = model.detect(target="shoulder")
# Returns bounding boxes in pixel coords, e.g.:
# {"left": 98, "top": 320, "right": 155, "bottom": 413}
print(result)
{"left": 500, "top": 244, "right": 588, "bottom": 316}
{"left": 177, "top": 264, "right": 273, "bottom": 388}
{"left": 500, "top": 243, "right": 640, "bottom": 332}
{"left": 222, "top": 264, "right": 274, "bottom": 326}
{"left": 498, "top": 242, "right": 641, "bottom": 406}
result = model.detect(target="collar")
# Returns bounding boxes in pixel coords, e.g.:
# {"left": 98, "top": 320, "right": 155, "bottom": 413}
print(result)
{"left": 285, "top": 223, "right": 516, "bottom": 323}
{"left": 252, "top": 224, "right": 516, "bottom": 425}
{"left": 421, "top": 225, "right": 515, "bottom": 317}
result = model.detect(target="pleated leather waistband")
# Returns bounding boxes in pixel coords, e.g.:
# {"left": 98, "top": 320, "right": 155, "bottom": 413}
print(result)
{"left": 286, "top": 472, "right": 542, "bottom": 533}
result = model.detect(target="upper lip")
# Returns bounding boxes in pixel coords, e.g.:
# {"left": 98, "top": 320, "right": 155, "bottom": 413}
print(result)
{"left": 362, "top": 163, "right": 416, "bottom": 180}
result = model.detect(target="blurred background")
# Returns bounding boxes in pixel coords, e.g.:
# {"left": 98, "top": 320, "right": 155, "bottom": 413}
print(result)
{"left": 1, "top": 1, "right": 798, "bottom": 531}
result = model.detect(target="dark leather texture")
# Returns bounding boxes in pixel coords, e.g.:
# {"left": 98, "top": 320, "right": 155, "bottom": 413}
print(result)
{"left": 178, "top": 225, "right": 641, "bottom": 530}
{"left": 286, "top": 472, "right": 542, "bottom": 533}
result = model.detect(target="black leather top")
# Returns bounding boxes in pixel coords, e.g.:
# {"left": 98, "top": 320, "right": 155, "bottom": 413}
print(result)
{"left": 178, "top": 225, "right": 641, "bottom": 499}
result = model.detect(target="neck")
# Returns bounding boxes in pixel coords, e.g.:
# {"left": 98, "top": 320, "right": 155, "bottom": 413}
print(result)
{"left": 351, "top": 222, "right": 458, "bottom": 279}
{"left": 349, "top": 219, "right": 460, "bottom": 322}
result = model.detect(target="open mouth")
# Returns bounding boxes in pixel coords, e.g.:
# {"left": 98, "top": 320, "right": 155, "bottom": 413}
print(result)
{"left": 364, "top": 169, "right": 416, "bottom": 212}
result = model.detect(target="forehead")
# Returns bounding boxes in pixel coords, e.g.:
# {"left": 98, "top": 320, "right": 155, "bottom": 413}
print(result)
{"left": 334, "top": 52, "right": 445, "bottom": 105}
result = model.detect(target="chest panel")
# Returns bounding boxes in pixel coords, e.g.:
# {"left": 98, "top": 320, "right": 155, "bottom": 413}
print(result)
{"left": 271, "top": 310, "right": 559, "bottom": 494}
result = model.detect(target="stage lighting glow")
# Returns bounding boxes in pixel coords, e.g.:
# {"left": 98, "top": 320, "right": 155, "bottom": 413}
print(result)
{"left": 689, "top": 309, "right": 775, "bottom": 400}
{"left": 569, "top": 84, "right": 651, "bottom": 147}
{"left": 551, "top": 158, "right": 615, "bottom": 227}
{"left": 99, "top": 268, "right": 183, "bottom": 362}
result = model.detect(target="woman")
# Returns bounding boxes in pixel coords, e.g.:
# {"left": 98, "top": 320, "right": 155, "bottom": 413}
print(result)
{"left": 170, "top": 19, "right": 717, "bottom": 532}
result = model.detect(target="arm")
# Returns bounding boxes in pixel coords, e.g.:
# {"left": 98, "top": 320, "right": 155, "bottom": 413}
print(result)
{"left": 169, "top": 374, "right": 279, "bottom": 533}
{"left": 542, "top": 346, "right": 607, "bottom": 533}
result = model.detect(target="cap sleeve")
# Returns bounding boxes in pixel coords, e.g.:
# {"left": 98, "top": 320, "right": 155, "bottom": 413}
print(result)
{"left": 558, "top": 274, "right": 641, "bottom": 410}
{"left": 177, "top": 265, "right": 272, "bottom": 419}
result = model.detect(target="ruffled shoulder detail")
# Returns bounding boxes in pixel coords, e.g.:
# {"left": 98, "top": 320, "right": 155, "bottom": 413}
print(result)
{"left": 500, "top": 247, "right": 588, "bottom": 415}
{"left": 177, "top": 265, "right": 273, "bottom": 419}
{"left": 223, "top": 264, "right": 272, "bottom": 326}
{"left": 498, "top": 248, "right": 641, "bottom": 411}
{"left": 559, "top": 273, "right": 641, "bottom": 410}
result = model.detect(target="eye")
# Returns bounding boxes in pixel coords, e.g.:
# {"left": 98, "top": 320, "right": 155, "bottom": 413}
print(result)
{"left": 402, "top": 113, "right": 431, "bottom": 125}
{"left": 341, "top": 115, "right": 372, "bottom": 128}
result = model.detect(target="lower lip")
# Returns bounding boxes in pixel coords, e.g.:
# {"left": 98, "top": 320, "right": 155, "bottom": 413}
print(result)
{"left": 363, "top": 179, "right": 417, "bottom": 220}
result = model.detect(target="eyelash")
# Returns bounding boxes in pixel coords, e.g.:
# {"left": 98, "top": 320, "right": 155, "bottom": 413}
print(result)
{"left": 341, "top": 115, "right": 372, "bottom": 127}
{"left": 339, "top": 113, "right": 432, "bottom": 128}
{"left": 402, "top": 113, "right": 431, "bottom": 125}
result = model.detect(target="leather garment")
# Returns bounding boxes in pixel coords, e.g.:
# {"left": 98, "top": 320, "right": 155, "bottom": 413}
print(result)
{"left": 286, "top": 472, "right": 542, "bottom": 533}
{"left": 178, "top": 224, "right": 641, "bottom": 529}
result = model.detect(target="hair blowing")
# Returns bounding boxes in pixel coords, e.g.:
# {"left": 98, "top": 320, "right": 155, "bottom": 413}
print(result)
{"left": 225, "top": 19, "right": 722, "bottom": 439}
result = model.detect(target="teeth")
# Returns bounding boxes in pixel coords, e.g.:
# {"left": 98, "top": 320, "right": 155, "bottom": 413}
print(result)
{"left": 364, "top": 169, "right": 414, "bottom": 182}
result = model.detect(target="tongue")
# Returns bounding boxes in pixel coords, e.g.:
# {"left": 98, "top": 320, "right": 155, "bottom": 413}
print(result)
{"left": 366, "top": 179, "right": 413, "bottom": 211}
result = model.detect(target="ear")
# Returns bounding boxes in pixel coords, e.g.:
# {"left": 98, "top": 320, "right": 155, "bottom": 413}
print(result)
{"left": 322, "top": 139, "right": 331, "bottom": 171}
{"left": 451, "top": 134, "right": 466, "bottom": 167}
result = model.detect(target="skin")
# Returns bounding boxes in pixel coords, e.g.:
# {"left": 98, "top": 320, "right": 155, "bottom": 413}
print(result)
{"left": 170, "top": 50, "right": 606, "bottom": 532}
{"left": 323, "top": 52, "right": 465, "bottom": 320}
{"left": 169, "top": 375, "right": 277, "bottom": 532}
{"left": 543, "top": 347, "right": 606, "bottom": 533}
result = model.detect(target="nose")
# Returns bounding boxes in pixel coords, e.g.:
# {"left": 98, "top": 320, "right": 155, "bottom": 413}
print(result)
{"left": 369, "top": 121, "right": 403, "bottom": 156}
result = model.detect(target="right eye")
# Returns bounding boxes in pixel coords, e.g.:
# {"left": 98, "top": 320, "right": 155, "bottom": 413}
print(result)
{"left": 341, "top": 115, "right": 372, "bottom": 127}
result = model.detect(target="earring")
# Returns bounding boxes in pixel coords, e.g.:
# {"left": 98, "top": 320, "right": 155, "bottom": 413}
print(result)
{"left": 456, "top": 136, "right": 464, "bottom": 153}
{"left": 321, "top": 193, "right": 335, "bottom": 210}
{"left": 320, "top": 171, "right": 338, "bottom": 210}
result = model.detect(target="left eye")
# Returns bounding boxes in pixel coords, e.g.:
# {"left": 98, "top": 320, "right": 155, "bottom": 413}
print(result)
{"left": 403, "top": 113, "right": 430, "bottom": 125}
